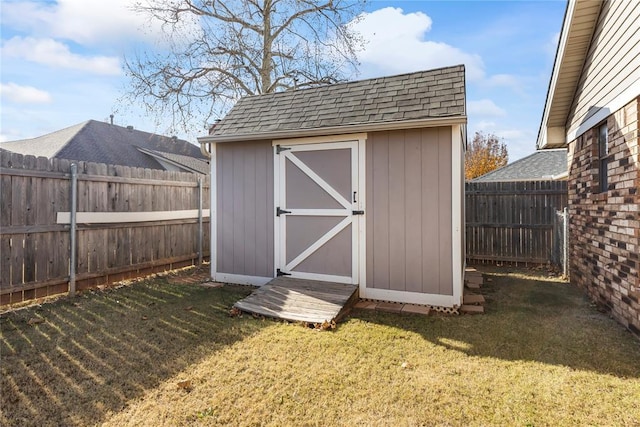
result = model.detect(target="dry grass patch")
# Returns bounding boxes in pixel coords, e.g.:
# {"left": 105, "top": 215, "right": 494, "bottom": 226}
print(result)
{"left": 2, "top": 267, "right": 639, "bottom": 426}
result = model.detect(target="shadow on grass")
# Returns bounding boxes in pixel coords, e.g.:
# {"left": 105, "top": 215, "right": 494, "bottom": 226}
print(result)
{"left": 0, "top": 280, "right": 265, "bottom": 427}
{"left": 350, "top": 267, "right": 640, "bottom": 379}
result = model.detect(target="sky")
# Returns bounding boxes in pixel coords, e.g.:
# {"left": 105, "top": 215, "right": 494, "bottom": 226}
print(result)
{"left": 0, "top": 0, "right": 566, "bottom": 161}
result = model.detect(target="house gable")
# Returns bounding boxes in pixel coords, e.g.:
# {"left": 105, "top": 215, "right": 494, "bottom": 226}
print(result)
{"left": 538, "top": 0, "right": 640, "bottom": 149}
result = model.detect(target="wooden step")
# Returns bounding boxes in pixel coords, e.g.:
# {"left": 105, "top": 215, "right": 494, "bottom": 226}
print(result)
{"left": 465, "top": 282, "right": 481, "bottom": 290}
{"left": 465, "top": 275, "right": 483, "bottom": 285}
{"left": 401, "top": 304, "right": 431, "bottom": 315}
{"left": 460, "top": 304, "right": 484, "bottom": 314}
{"left": 463, "top": 294, "right": 485, "bottom": 305}
{"left": 375, "top": 301, "right": 404, "bottom": 314}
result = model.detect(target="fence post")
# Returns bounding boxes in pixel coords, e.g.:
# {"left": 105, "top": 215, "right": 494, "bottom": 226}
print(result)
{"left": 69, "top": 163, "right": 78, "bottom": 296}
{"left": 563, "top": 207, "right": 569, "bottom": 278}
{"left": 197, "top": 177, "right": 203, "bottom": 267}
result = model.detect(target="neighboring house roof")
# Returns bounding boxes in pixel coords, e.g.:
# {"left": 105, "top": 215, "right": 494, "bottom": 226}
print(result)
{"left": 537, "top": 0, "right": 640, "bottom": 149}
{"left": 137, "top": 148, "right": 210, "bottom": 174}
{"left": 200, "top": 65, "right": 466, "bottom": 144}
{"left": 1, "top": 120, "right": 208, "bottom": 173}
{"left": 2, "top": 121, "right": 87, "bottom": 159}
{"left": 471, "top": 149, "right": 568, "bottom": 182}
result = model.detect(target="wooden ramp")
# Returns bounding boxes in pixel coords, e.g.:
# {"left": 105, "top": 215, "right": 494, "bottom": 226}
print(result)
{"left": 233, "top": 277, "right": 358, "bottom": 323}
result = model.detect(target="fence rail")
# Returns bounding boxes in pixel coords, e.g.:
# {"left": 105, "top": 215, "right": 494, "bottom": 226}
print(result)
{"left": 1, "top": 151, "right": 210, "bottom": 305}
{"left": 465, "top": 180, "right": 568, "bottom": 266}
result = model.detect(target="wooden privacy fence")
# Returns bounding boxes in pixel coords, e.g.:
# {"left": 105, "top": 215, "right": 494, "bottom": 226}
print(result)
{"left": 465, "top": 180, "right": 568, "bottom": 265}
{"left": 1, "top": 151, "right": 210, "bottom": 305}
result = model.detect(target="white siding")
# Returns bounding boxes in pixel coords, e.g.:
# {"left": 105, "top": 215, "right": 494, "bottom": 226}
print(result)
{"left": 567, "top": 0, "right": 640, "bottom": 135}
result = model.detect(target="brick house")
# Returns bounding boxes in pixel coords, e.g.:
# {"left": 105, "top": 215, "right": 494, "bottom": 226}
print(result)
{"left": 538, "top": 0, "right": 639, "bottom": 335}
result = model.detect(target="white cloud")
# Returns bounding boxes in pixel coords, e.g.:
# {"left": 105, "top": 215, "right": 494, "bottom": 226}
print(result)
{"left": 467, "top": 99, "right": 507, "bottom": 117}
{"left": 350, "top": 7, "right": 485, "bottom": 80}
{"left": 0, "top": 82, "right": 53, "bottom": 104}
{"left": 484, "top": 74, "right": 522, "bottom": 91}
{"left": 494, "top": 128, "right": 537, "bottom": 161}
{"left": 475, "top": 120, "right": 497, "bottom": 130}
{"left": 1, "top": 0, "right": 203, "bottom": 48}
{"left": 1, "top": 0, "right": 157, "bottom": 45}
{"left": 2, "top": 37, "right": 121, "bottom": 75}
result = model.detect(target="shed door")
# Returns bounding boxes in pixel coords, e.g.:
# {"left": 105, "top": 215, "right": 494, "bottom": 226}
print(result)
{"left": 275, "top": 141, "right": 360, "bottom": 284}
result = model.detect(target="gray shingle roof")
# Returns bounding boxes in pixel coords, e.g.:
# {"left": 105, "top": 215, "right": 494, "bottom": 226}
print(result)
{"left": 1, "top": 121, "right": 87, "bottom": 158}
{"left": 138, "top": 148, "right": 210, "bottom": 174}
{"left": 1, "top": 120, "right": 207, "bottom": 173}
{"left": 472, "top": 149, "right": 568, "bottom": 182}
{"left": 209, "top": 65, "right": 466, "bottom": 141}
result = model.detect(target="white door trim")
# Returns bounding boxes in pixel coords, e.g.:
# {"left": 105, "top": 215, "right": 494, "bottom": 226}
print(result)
{"left": 276, "top": 133, "right": 367, "bottom": 146}
{"left": 357, "top": 137, "right": 367, "bottom": 298}
{"left": 273, "top": 135, "right": 366, "bottom": 285}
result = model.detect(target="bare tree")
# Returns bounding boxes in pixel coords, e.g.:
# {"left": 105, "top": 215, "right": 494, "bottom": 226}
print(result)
{"left": 124, "top": 0, "right": 366, "bottom": 133}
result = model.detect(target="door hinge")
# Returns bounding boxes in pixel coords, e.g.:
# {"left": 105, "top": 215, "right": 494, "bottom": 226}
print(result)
{"left": 276, "top": 207, "right": 291, "bottom": 216}
{"left": 276, "top": 145, "right": 291, "bottom": 154}
{"left": 277, "top": 269, "right": 291, "bottom": 277}
{"left": 352, "top": 210, "right": 365, "bottom": 215}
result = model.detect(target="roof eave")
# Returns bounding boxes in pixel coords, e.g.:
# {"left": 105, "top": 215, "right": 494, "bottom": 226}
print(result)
{"left": 537, "top": 0, "right": 601, "bottom": 150}
{"left": 198, "top": 116, "right": 467, "bottom": 145}
{"left": 137, "top": 147, "right": 208, "bottom": 174}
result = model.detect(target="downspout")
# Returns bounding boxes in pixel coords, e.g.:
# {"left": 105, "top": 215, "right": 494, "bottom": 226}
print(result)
{"left": 200, "top": 141, "right": 212, "bottom": 159}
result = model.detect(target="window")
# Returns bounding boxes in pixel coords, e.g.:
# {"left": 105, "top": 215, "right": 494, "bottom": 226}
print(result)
{"left": 598, "top": 122, "right": 609, "bottom": 192}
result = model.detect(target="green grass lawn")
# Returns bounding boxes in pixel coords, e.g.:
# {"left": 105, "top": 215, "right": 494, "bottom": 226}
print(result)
{"left": 1, "top": 267, "right": 639, "bottom": 426}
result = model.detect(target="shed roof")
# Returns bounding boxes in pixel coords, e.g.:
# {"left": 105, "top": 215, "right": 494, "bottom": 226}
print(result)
{"left": 201, "top": 65, "right": 466, "bottom": 143}
{"left": 1, "top": 120, "right": 208, "bottom": 172}
{"left": 471, "top": 149, "right": 568, "bottom": 182}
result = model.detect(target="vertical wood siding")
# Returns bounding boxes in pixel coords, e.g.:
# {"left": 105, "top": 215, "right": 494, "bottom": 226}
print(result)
{"left": 465, "top": 180, "right": 568, "bottom": 264}
{"left": 0, "top": 151, "right": 210, "bottom": 305}
{"left": 568, "top": 0, "right": 640, "bottom": 135}
{"left": 366, "top": 128, "right": 453, "bottom": 296}
{"left": 216, "top": 141, "right": 274, "bottom": 277}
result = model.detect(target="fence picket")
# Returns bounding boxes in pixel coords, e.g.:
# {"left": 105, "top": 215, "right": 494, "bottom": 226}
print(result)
{"left": 466, "top": 180, "right": 568, "bottom": 265}
{"left": 1, "top": 155, "right": 210, "bottom": 305}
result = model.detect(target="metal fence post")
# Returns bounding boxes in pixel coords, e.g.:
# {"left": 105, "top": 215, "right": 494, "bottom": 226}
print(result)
{"left": 198, "top": 177, "right": 203, "bottom": 266}
{"left": 563, "top": 207, "right": 569, "bottom": 278}
{"left": 69, "top": 163, "right": 78, "bottom": 296}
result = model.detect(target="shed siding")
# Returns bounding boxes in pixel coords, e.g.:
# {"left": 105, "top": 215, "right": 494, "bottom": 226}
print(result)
{"left": 216, "top": 141, "right": 274, "bottom": 277}
{"left": 366, "top": 128, "right": 453, "bottom": 295}
{"left": 567, "top": 0, "right": 640, "bottom": 136}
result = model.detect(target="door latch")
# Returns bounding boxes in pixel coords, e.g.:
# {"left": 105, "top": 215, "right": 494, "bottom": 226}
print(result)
{"left": 352, "top": 210, "right": 365, "bottom": 215}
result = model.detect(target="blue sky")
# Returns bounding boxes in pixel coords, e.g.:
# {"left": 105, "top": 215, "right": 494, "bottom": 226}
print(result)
{"left": 0, "top": 0, "right": 566, "bottom": 160}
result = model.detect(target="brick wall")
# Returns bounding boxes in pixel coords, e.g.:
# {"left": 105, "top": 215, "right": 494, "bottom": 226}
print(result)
{"left": 567, "top": 97, "right": 639, "bottom": 336}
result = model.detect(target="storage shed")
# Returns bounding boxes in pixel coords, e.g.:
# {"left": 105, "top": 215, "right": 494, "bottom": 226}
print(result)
{"left": 199, "top": 65, "right": 467, "bottom": 308}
